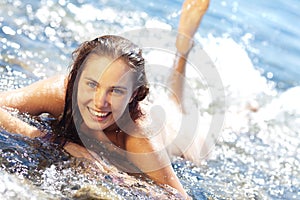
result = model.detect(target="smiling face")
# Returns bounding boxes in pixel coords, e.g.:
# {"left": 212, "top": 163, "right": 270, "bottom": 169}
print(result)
{"left": 77, "top": 55, "right": 135, "bottom": 132}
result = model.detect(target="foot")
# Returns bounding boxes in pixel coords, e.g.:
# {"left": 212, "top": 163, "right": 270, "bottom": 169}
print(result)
{"left": 176, "top": 0, "right": 210, "bottom": 55}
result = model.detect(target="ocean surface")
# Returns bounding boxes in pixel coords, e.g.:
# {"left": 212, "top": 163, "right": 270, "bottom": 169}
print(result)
{"left": 0, "top": 0, "right": 299, "bottom": 199}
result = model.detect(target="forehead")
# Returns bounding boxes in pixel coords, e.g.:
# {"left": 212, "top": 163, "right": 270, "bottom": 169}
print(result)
{"left": 81, "top": 55, "right": 135, "bottom": 85}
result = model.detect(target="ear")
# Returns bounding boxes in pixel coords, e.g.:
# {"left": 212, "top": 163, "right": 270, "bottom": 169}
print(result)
{"left": 129, "top": 90, "right": 138, "bottom": 103}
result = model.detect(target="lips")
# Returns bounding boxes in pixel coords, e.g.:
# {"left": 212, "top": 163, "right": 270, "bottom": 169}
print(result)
{"left": 88, "top": 107, "right": 111, "bottom": 120}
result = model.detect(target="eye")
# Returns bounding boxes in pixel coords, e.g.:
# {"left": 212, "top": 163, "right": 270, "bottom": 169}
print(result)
{"left": 111, "top": 88, "right": 126, "bottom": 95}
{"left": 87, "top": 81, "right": 98, "bottom": 89}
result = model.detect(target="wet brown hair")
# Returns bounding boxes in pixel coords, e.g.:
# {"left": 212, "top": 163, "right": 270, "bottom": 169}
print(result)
{"left": 54, "top": 35, "right": 149, "bottom": 146}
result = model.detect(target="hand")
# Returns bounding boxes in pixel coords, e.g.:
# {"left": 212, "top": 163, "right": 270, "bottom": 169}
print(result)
{"left": 24, "top": 125, "right": 45, "bottom": 138}
{"left": 64, "top": 142, "right": 94, "bottom": 160}
{"left": 176, "top": 0, "right": 210, "bottom": 55}
{"left": 0, "top": 107, "right": 44, "bottom": 138}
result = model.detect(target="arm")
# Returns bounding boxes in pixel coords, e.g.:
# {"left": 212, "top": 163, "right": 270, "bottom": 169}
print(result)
{"left": 125, "top": 135, "right": 189, "bottom": 199}
{"left": 168, "top": 0, "right": 210, "bottom": 108}
{"left": 0, "top": 75, "right": 66, "bottom": 137}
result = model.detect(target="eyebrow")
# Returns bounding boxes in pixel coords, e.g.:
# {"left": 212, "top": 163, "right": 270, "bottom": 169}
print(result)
{"left": 84, "top": 77, "right": 99, "bottom": 86}
{"left": 111, "top": 86, "right": 128, "bottom": 91}
{"left": 84, "top": 77, "right": 128, "bottom": 90}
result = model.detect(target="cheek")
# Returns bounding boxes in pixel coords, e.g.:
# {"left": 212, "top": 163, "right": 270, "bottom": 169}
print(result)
{"left": 77, "top": 84, "right": 92, "bottom": 104}
{"left": 110, "top": 95, "right": 131, "bottom": 113}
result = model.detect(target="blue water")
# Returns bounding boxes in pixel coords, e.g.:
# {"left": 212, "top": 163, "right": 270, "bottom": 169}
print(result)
{"left": 203, "top": 0, "right": 300, "bottom": 90}
{"left": 1, "top": 0, "right": 300, "bottom": 199}
{"left": 63, "top": 0, "right": 300, "bottom": 90}
{"left": 1, "top": 0, "right": 299, "bottom": 89}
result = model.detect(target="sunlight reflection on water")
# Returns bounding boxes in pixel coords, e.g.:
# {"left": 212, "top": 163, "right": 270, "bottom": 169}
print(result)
{"left": 0, "top": 0, "right": 300, "bottom": 199}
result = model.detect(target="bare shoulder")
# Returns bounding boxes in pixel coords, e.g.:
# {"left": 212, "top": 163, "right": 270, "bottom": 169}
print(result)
{"left": 124, "top": 125, "right": 159, "bottom": 154}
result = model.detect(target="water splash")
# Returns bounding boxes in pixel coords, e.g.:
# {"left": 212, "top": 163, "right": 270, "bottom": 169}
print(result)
{"left": 1, "top": 0, "right": 300, "bottom": 199}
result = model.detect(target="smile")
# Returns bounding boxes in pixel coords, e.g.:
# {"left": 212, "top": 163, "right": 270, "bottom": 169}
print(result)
{"left": 88, "top": 108, "right": 111, "bottom": 119}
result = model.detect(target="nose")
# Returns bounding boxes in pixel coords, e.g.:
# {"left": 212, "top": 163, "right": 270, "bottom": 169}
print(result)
{"left": 94, "top": 88, "right": 109, "bottom": 108}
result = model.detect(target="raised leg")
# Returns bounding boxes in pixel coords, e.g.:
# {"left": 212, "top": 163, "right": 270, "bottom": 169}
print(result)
{"left": 168, "top": 0, "right": 210, "bottom": 111}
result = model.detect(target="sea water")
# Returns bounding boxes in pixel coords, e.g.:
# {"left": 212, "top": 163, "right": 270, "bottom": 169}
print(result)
{"left": 0, "top": 0, "right": 299, "bottom": 199}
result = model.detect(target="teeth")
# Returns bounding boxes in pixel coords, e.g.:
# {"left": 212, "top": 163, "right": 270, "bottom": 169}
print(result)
{"left": 90, "top": 109, "right": 109, "bottom": 117}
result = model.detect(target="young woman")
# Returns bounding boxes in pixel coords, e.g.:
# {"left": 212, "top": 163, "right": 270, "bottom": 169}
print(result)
{"left": 0, "top": 0, "right": 210, "bottom": 198}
